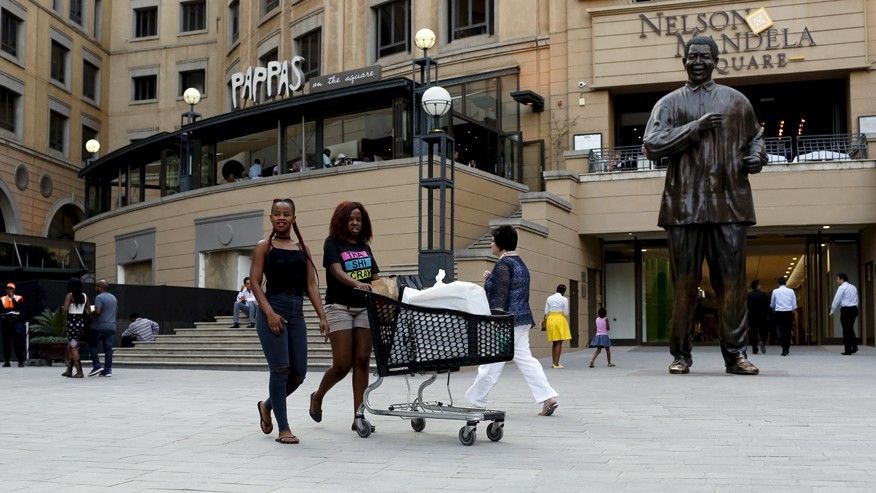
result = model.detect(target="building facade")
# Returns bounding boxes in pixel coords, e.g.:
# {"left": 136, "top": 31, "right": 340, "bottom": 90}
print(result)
{"left": 0, "top": 0, "right": 107, "bottom": 279}
{"left": 69, "top": 0, "right": 875, "bottom": 354}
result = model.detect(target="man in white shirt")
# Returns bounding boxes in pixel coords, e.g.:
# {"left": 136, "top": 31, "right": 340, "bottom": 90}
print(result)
{"left": 248, "top": 159, "right": 263, "bottom": 179}
{"left": 232, "top": 277, "right": 257, "bottom": 328}
{"left": 121, "top": 313, "right": 160, "bottom": 347}
{"left": 830, "top": 272, "right": 859, "bottom": 355}
{"left": 769, "top": 277, "right": 797, "bottom": 356}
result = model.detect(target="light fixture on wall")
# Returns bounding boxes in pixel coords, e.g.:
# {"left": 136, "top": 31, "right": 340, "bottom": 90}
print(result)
{"left": 510, "top": 90, "right": 545, "bottom": 113}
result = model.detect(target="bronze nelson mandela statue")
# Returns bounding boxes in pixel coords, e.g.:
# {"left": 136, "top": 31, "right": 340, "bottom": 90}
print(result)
{"left": 643, "top": 36, "right": 766, "bottom": 375}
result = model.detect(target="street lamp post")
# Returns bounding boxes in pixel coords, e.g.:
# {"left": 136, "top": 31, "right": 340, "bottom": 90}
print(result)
{"left": 179, "top": 87, "right": 202, "bottom": 192}
{"left": 414, "top": 29, "right": 455, "bottom": 285}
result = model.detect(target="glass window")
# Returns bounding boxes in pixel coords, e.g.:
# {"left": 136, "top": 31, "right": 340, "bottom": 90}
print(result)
{"left": 133, "top": 75, "right": 157, "bottom": 101}
{"left": 449, "top": 0, "right": 493, "bottom": 40}
{"left": 0, "top": 86, "right": 18, "bottom": 133}
{"left": 181, "top": 1, "right": 206, "bottom": 32}
{"left": 51, "top": 41, "right": 68, "bottom": 84}
{"left": 263, "top": 0, "right": 279, "bottom": 15}
{"left": 376, "top": 0, "right": 408, "bottom": 58}
{"left": 49, "top": 110, "right": 67, "bottom": 152}
{"left": 134, "top": 7, "right": 158, "bottom": 38}
{"left": 642, "top": 248, "right": 673, "bottom": 343}
{"left": 297, "top": 29, "right": 321, "bottom": 78}
{"left": 1, "top": 9, "right": 22, "bottom": 57}
{"left": 83, "top": 60, "right": 99, "bottom": 101}
{"left": 70, "top": 0, "right": 83, "bottom": 25}
{"left": 229, "top": 1, "right": 239, "bottom": 44}
{"left": 259, "top": 48, "right": 278, "bottom": 67}
{"left": 179, "top": 69, "right": 205, "bottom": 96}
{"left": 463, "top": 78, "right": 497, "bottom": 128}
{"left": 283, "top": 121, "right": 317, "bottom": 172}
{"left": 500, "top": 74, "right": 518, "bottom": 133}
{"left": 323, "top": 108, "right": 395, "bottom": 164}
{"left": 81, "top": 126, "right": 98, "bottom": 166}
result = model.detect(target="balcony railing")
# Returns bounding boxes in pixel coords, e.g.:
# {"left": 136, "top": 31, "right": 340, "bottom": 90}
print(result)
{"left": 587, "top": 133, "right": 868, "bottom": 173}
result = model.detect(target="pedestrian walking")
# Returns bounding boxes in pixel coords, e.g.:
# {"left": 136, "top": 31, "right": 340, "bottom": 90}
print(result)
{"left": 747, "top": 280, "right": 770, "bottom": 354}
{"left": 770, "top": 277, "right": 796, "bottom": 356}
{"left": 252, "top": 198, "right": 328, "bottom": 445}
{"left": 465, "top": 225, "right": 559, "bottom": 416}
{"left": 589, "top": 307, "right": 615, "bottom": 368}
{"left": 88, "top": 280, "right": 117, "bottom": 376}
{"left": 310, "top": 201, "right": 381, "bottom": 433}
{"left": 543, "top": 284, "right": 571, "bottom": 368}
{"left": 830, "top": 272, "right": 859, "bottom": 355}
{"left": 61, "top": 278, "right": 88, "bottom": 378}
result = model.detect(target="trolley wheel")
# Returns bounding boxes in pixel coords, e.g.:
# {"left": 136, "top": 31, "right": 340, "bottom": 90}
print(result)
{"left": 411, "top": 418, "right": 426, "bottom": 432}
{"left": 356, "top": 418, "right": 373, "bottom": 438}
{"left": 458, "top": 426, "right": 476, "bottom": 446}
{"left": 486, "top": 421, "right": 504, "bottom": 442}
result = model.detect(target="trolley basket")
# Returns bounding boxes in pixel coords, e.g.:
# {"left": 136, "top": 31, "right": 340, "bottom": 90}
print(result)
{"left": 352, "top": 291, "right": 515, "bottom": 446}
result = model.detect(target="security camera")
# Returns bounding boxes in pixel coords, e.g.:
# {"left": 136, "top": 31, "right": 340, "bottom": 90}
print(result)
{"left": 577, "top": 81, "right": 588, "bottom": 89}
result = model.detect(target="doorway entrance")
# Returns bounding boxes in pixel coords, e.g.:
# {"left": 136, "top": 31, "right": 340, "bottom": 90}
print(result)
{"left": 603, "top": 232, "right": 860, "bottom": 346}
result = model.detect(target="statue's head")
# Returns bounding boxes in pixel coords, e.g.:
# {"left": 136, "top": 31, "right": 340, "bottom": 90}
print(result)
{"left": 683, "top": 36, "right": 719, "bottom": 85}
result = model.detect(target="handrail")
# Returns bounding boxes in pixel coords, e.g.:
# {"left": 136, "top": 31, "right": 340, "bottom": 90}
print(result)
{"left": 586, "top": 133, "right": 868, "bottom": 173}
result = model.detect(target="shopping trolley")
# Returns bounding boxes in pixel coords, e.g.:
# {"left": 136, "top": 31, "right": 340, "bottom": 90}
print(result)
{"left": 354, "top": 291, "right": 514, "bottom": 445}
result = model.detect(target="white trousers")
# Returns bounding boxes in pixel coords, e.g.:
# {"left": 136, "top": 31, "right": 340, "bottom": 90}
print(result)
{"left": 465, "top": 324, "right": 559, "bottom": 407}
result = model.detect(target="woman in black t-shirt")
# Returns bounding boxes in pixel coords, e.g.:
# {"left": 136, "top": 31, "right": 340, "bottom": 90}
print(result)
{"left": 309, "top": 201, "right": 379, "bottom": 432}
{"left": 252, "top": 198, "right": 328, "bottom": 445}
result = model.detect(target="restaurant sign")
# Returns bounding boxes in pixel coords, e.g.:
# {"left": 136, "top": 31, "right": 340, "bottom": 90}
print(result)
{"left": 639, "top": 7, "right": 816, "bottom": 75}
{"left": 308, "top": 65, "right": 382, "bottom": 94}
{"left": 229, "top": 56, "right": 306, "bottom": 109}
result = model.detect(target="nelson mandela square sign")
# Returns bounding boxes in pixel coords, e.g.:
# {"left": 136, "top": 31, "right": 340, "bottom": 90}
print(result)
{"left": 639, "top": 7, "right": 816, "bottom": 74}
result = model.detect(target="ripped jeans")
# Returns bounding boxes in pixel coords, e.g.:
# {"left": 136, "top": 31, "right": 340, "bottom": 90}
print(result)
{"left": 256, "top": 292, "right": 308, "bottom": 431}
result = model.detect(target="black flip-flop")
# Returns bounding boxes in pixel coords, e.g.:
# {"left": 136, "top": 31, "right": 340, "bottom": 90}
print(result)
{"left": 257, "top": 401, "right": 273, "bottom": 435}
{"left": 275, "top": 434, "right": 299, "bottom": 444}
{"left": 309, "top": 393, "right": 322, "bottom": 423}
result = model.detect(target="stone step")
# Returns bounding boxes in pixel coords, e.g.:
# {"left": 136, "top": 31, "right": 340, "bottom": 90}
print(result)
{"left": 109, "top": 360, "right": 334, "bottom": 371}
{"left": 147, "top": 336, "right": 327, "bottom": 344}
{"left": 116, "top": 346, "right": 333, "bottom": 355}
{"left": 112, "top": 352, "right": 335, "bottom": 362}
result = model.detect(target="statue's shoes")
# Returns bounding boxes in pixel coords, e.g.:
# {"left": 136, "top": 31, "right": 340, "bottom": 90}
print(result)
{"left": 668, "top": 360, "right": 690, "bottom": 374}
{"left": 726, "top": 358, "right": 759, "bottom": 375}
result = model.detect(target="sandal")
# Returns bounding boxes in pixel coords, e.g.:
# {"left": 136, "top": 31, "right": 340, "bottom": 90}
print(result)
{"left": 309, "top": 392, "right": 322, "bottom": 423}
{"left": 538, "top": 399, "right": 559, "bottom": 416}
{"left": 608, "top": 363, "right": 616, "bottom": 367}
{"left": 257, "top": 401, "right": 273, "bottom": 435}
{"left": 275, "top": 433, "right": 299, "bottom": 445}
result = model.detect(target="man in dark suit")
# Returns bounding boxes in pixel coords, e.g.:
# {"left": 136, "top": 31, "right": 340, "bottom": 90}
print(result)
{"left": 747, "top": 280, "right": 771, "bottom": 354}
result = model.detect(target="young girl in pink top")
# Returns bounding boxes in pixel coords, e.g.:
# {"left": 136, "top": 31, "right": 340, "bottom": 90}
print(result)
{"left": 590, "top": 307, "right": 615, "bottom": 368}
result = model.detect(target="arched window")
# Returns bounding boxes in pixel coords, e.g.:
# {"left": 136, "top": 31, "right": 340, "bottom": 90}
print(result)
{"left": 47, "top": 204, "right": 84, "bottom": 240}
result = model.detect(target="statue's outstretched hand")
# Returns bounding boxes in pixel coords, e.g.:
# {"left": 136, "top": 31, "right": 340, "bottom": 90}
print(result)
{"left": 742, "top": 155, "right": 764, "bottom": 175}
{"left": 695, "top": 113, "right": 723, "bottom": 133}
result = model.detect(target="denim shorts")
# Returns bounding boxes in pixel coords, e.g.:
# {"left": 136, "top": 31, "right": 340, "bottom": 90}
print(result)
{"left": 325, "top": 303, "right": 369, "bottom": 332}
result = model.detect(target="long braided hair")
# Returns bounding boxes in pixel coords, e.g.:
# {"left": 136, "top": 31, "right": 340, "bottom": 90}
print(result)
{"left": 268, "top": 198, "right": 316, "bottom": 273}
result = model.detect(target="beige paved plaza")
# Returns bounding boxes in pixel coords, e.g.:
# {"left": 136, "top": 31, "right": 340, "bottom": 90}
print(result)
{"left": 1, "top": 345, "right": 875, "bottom": 492}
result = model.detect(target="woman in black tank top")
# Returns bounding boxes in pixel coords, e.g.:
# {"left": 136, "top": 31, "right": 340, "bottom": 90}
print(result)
{"left": 251, "top": 198, "right": 328, "bottom": 445}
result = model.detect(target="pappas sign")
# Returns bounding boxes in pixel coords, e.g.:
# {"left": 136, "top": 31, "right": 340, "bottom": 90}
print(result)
{"left": 639, "top": 7, "right": 816, "bottom": 75}
{"left": 229, "top": 56, "right": 306, "bottom": 109}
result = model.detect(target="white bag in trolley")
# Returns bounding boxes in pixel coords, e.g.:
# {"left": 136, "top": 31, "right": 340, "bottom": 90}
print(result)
{"left": 395, "top": 270, "right": 491, "bottom": 362}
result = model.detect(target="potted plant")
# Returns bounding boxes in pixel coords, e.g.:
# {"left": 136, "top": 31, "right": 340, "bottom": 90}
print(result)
{"left": 29, "top": 308, "right": 68, "bottom": 365}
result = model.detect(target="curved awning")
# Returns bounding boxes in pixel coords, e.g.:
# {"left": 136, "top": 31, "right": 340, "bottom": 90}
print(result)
{"left": 80, "top": 77, "right": 416, "bottom": 179}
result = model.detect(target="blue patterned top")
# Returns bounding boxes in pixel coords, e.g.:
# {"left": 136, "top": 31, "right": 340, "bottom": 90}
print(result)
{"left": 485, "top": 254, "right": 534, "bottom": 328}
